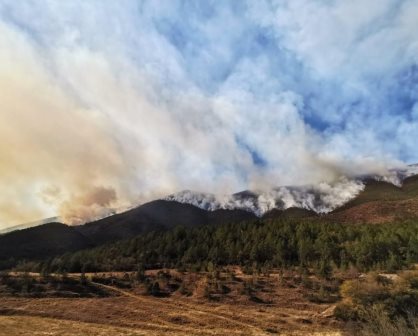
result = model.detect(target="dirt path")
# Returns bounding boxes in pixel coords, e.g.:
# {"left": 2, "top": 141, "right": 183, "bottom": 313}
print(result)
{"left": 92, "top": 281, "right": 270, "bottom": 335}
{"left": 2, "top": 272, "right": 343, "bottom": 335}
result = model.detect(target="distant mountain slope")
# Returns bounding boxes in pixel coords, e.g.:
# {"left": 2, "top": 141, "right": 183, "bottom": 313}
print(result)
{"left": 263, "top": 207, "right": 317, "bottom": 220}
{"left": 0, "top": 223, "right": 92, "bottom": 267}
{"left": 327, "top": 199, "right": 418, "bottom": 224}
{"left": 0, "top": 217, "right": 60, "bottom": 235}
{"left": 76, "top": 200, "right": 207, "bottom": 244}
{"left": 401, "top": 175, "right": 418, "bottom": 196}
{"left": 0, "top": 201, "right": 256, "bottom": 268}
{"left": 1, "top": 173, "right": 418, "bottom": 268}
{"left": 345, "top": 175, "right": 418, "bottom": 205}
{"left": 328, "top": 175, "right": 418, "bottom": 224}
{"left": 77, "top": 200, "right": 256, "bottom": 244}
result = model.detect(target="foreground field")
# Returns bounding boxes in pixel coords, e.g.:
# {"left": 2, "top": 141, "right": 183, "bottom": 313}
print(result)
{"left": 5, "top": 268, "right": 417, "bottom": 335}
{"left": 0, "top": 315, "right": 153, "bottom": 336}
{"left": 0, "top": 316, "right": 343, "bottom": 336}
{"left": 0, "top": 295, "right": 343, "bottom": 335}
{"left": 0, "top": 271, "right": 345, "bottom": 336}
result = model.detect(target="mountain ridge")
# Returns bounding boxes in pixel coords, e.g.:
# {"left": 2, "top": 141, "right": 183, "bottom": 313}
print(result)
{"left": 0, "top": 200, "right": 257, "bottom": 268}
{"left": 164, "top": 165, "right": 418, "bottom": 216}
{"left": 1, "top": 169, "right": 418, "bottom": 269}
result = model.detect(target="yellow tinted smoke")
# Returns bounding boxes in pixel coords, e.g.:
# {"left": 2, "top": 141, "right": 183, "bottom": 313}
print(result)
{"left": 0, "top": 22, "right": 125, "bottom": 226}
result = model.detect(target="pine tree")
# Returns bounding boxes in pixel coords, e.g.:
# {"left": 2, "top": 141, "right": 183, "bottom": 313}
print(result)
{"left": 136, "top": 263, "right": 146, "bottom": 282}
{"left": 150, "top": 281, "right": 160, "bottom": 296}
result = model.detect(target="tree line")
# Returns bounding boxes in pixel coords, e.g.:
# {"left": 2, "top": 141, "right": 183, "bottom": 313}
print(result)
{"left": 32, "top": 218, "right": 418, "bottom": 277}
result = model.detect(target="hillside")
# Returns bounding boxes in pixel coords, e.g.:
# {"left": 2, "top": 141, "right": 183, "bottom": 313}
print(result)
{"left": 0, "top": 200, "right": 256, "bottom": 268}
{"left": 328, "top": 175, "right": 418, "bottom": 224}
{"left": 337, "top": 175, "right": 418, "bottom": 208}
{"left": 0, "top": 223, "right": 92, "bottom": 269}
{"left": 0, "top": 217, "right": 60, "bottom": 235}
{"left": 76, "top": 200, "right": 256, "bottom": 245}
{"left": 1, "top": 175, "right": 418, "bottom": 268}
{"left": 263, "top": 207, "right": 317, "bottom": 220}
{"left": 30, "top": 217, "right": 418, "bottom": 274}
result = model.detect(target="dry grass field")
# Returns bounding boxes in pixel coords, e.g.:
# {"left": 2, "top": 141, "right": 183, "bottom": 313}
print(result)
{"left": 0, "top": 316, "right": 344, "bottom": 336}
{"left": 0, "top": 270, "right": 347, "bottom": 336}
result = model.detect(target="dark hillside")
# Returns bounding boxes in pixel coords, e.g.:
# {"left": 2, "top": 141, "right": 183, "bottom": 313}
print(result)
{"left": 263, "top": 207, "right": 317, "bottom": 220}
{"left": 76, "top": 200, "right": 256, "bottom": 245}
{"left": 401, "top": 174, "right": 418, "bottom": 196}
{"left": 0, "top": 201, "right": 256, "bottom": 269}
{"left": 0, "top": 223, "right": 92, "bottom": 268}
{"left": 76, "top": 200, "right": 209, "bottom": 245}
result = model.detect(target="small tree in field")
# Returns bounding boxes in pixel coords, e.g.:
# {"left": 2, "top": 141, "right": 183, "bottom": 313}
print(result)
{"left": 150, "top": 281, "right": 160, "bottom": 296}
{"left": 136, "top": 263, "right": 146, "bottom": 282}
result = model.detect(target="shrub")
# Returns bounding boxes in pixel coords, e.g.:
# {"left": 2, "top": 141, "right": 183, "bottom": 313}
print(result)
{"left": 359, "top": 305, "right": 418, "bottom": 336}
{"left": 149, "top": 281, "right": 161, "bottom": 296}
{"left": 334, "top": 302, "right": 360, "bottom": 321}
{"left": 336, "top": 271, "right": 418, "bottom": 326}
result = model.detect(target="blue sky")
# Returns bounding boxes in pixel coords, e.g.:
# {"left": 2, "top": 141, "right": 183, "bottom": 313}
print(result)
{"left": 0, "top": 0, "right": 417, "bottom": 226}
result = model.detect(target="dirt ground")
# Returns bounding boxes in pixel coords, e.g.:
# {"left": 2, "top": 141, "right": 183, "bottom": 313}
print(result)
{"left": 0, "top": 295, "right": 344, "bottom": 336}
{"left": 0, "top": 315, "right": 345, "bottom": 336}
{"left": 0, "top": 271, "right": 348, "bottom": 336}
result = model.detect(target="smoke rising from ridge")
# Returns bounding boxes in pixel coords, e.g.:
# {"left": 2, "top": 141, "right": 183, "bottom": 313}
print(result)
{"left": 59, "top": 187, "right": 118, "bottom": 225}
{"left": 0, "top": 1, "right": 417, "bottom": 228}
{"left": 166, "top": 165, "right": 418, "bottom": 216}
{"left": 166, "top": 178, "right": 365, "bottom": 216}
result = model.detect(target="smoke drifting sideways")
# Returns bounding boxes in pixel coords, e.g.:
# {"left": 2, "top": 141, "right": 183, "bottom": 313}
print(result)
{"left": 166, "top": 179, "right": 364, "bottom": 216}
{"left": 165, "top": 166, "right": 418, "bottom": 216}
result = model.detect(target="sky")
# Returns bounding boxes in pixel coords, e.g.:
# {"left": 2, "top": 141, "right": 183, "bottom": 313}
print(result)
{"left": 0, "top": 0, "right": 418, "bottom": 228}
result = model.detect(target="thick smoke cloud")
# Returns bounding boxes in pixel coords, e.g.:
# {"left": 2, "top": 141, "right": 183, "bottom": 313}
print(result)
{"left": 166, "top": 178, "right": 365, "bottom": 216}
{"left": 166, "top": 164, "right": 418, "bottom": 215}
{"left": 59, "top": 187, "right": 117, "bottom": 225}
{"left": 0, "top": 1, "right": 417, "bottom": 228}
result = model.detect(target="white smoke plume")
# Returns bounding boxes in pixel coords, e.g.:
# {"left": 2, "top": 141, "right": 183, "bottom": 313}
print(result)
{"left": 372, "top": 164, "right": 418, "bottom": 186}
{"left": 165, "top": 178, "right": 364, "bottom": 216}
{"left": 0, "top": 2, "right": 417, "bottom": 229}
{"left": 165, "top": 166, "right": 418, "bottom": 216}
